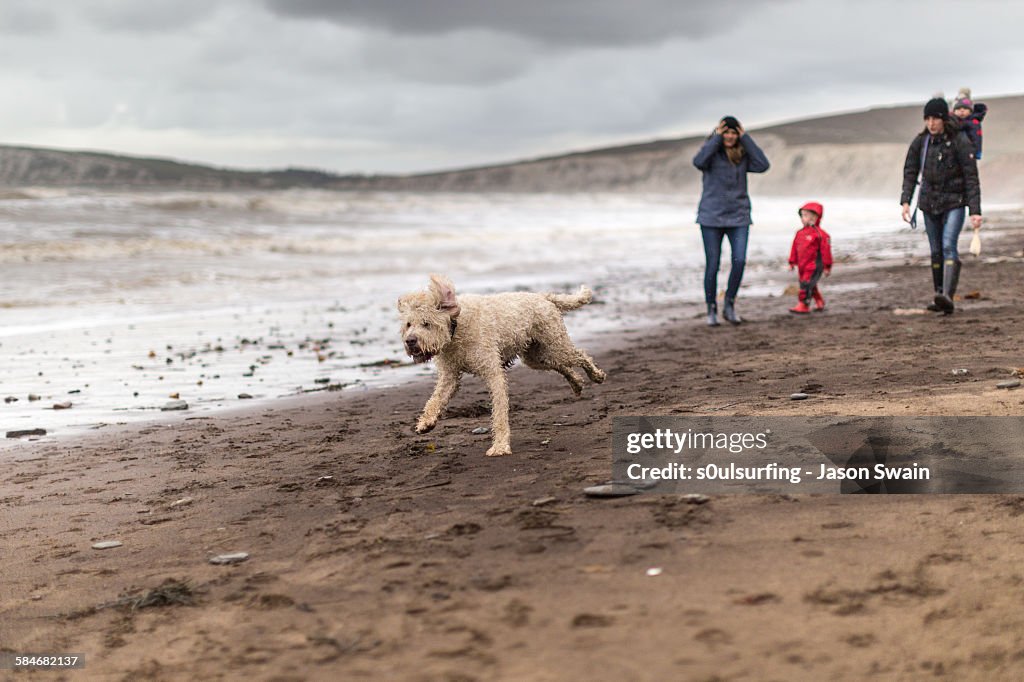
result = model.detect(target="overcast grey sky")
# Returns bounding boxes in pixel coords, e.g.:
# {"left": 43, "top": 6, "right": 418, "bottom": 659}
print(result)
{"left": 2, "top": 0, "right": 1021, "bottom": 174}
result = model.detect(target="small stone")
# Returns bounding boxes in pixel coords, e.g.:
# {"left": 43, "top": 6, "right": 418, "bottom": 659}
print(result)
{"left": 532, "top": 496, "right": 558, "bottom": 507}
{"left": 4, "top": 396, "right": 18, "bottom": 403}
{"left": 789, "top": 393, "right": 809, "bottom": 401}
{"left": 210, "top": 552, "right": 249, "bottom": 565}
{"left": 161, "top": 400, "right": 189, "bottom": 411}
{"left": 584, "top": 484, "right": 638, "bottom": 498}
{"left": 471, "top": 427, "right": 489, "bottom": 434}
{"left": 997, "top": 380, "right": 1021, "bottom": 389}
{"left": 169, "top": 497, "right": 194, "bottom": 508}
{"left": 27, "top": 394, "right": 41, "bottom": 401}
{"left": 52, "top": 401, "right": 73, "bottom": 410}
{"left": 238, "top": 393, "right": 253, "bottom": 399}
{"left": 683, "top": 493, "right": 710, "bottom": 505}
{"left": 646, "top": 567, "right": 663, "bottom": 577}
{"left": 6, "top": 428, "right": 46, "bottom": 439}
{"left": 951, "top": 368, "right": 970, "bottom": 376}
{"left": 92, "top": 541, "right": 123, "bottom": 550}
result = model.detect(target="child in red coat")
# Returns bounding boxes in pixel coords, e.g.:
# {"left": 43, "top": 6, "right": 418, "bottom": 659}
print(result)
{"left": 789, "top": 201, "right": 833, "bottom": 314}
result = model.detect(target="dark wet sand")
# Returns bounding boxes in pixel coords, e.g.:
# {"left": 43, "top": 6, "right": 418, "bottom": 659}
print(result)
{"left": 2, "top": 221, "right": 1024, "bottom": 681}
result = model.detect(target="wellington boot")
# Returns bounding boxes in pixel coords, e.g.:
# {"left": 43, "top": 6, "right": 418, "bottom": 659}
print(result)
{"left": 789, "top": 301, "right": 811, "bottom": 315}
{"left": 934, "top": 260, "right": 962, "bottom": 315}
{"left": 722, "top": 298, "right": 742, "bottom": 325}
{"left": 812, "top": 289, "right": 825, "bottom": 312}
{"left": 706, "top": 303, "right": 721, "bottom": 327}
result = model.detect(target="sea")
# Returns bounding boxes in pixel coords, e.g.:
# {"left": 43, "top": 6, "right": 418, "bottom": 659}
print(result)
{"left": 0, "top": 188, "right": 994, "bottom": 445}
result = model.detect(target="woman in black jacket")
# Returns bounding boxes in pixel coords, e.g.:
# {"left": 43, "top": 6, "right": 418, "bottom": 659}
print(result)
{"left": 901, "top": 97, "right": 983, "bottom": 314}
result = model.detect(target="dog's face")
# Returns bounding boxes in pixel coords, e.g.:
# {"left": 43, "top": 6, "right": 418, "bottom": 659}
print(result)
{"left": 397, "top": 275, "right": 461, "bottom": 363}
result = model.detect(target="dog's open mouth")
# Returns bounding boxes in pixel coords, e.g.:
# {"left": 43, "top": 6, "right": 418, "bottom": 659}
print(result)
{"left": 409, "top": 350, "right": 434, "bottom": 363}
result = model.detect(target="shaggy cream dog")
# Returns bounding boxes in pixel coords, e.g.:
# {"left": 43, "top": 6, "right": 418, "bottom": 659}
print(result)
{"left": 398, "top": 275, "right": 606, "bottom": 456}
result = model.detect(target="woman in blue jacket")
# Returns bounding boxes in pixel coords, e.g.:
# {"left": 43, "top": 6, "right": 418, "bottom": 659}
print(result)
{"left": 692, "top": 116, "right": 770, "bottom": 326}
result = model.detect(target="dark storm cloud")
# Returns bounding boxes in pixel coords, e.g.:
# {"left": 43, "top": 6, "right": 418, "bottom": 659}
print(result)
{"left": 263, "top": 0, "right": 769, "bottom": 46}
{"left": 3, "top": 0, "right": 1023, "bottom": 174}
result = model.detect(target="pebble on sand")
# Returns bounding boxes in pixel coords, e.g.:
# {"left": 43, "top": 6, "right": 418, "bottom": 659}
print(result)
{"left": 209, "top": 552, "right": 250, "bottom": 565}
{"left": 92, "top": 541, "right": 123, "bottom": 550}
{"left": 997, "top": 380, "right": 1021, "bottom": 389}
{"left": 161, "top": 400, "right": 189, "bottom": 411}
{"left": 790, "top": 393, "right": 810, "bottom": 400}
{"left": 6, "top": 428, "right": 46, "bottom": 439}
{"left": 471, "top": 427, "right": 489, "bottom": 434}
{"left": 52, "top": 401, "right": 73, "bottom": 410}
{"left": 238, "top": 393, "right": 253, "bottom": 399}
{"left": 951, "top": 368, "right": 970, "bottom": 376}
{"left": 584, "top": 484, "right": 638, "bottom": 498}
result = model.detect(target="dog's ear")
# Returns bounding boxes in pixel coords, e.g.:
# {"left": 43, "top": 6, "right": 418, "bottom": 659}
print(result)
{"left": 429, "top": 274, "right": 460, "bottom": 319}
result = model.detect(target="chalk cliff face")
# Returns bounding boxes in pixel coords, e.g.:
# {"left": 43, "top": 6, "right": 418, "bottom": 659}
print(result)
{"left": 2, "top": 96, "right": 1022, "bottom": 200}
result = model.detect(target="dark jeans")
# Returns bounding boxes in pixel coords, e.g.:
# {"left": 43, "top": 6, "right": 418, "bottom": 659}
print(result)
{"left": 700, "top": 226, "right": 748, "bottom": 305}
{"left": 923, "top": 207, "right": 966, "bottom": 263}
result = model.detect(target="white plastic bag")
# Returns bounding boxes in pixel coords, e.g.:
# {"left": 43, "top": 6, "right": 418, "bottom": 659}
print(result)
{"left": 969, "top": 228, "right": 982, "bottom": 256}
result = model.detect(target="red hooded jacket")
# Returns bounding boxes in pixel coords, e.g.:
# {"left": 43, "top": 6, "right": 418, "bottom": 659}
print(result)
{"left": 789, "top": 201, "right": 833, "bottom": 277}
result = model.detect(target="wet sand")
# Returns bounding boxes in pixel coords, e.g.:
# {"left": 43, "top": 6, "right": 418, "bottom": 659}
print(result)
{"left": 2, "top": 222, "right": 1024, "bottom": 681}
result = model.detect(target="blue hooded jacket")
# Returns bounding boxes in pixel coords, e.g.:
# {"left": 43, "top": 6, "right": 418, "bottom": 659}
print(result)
{"left": 693, "top": 133, "right": 770, "bottom": 227}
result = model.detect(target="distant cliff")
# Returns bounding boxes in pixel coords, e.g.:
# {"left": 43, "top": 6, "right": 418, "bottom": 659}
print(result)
{"left": 0, "top": 146, "right": 342, "bottom": 190}
{"left": 3, "top": 95, "right": 1023, "bottom": 200}
{"left": 326, "top": 95, "right": 1024, "bottom": 202}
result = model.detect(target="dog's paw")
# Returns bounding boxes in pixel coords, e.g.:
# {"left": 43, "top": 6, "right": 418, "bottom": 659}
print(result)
{"left": 485, "top": 444, "right": 512, "bottom": 457}
{"left": 592, "top": 369, "right": 607, "bottom": 384}
{"left": 415, "top": 420, "right": 436, "bottom": 434}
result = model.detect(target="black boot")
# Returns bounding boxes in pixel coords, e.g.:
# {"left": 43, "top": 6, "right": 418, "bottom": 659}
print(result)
{"left": 722, "top": 298, "right": 742, "bottom": 325}
{"left": 934, "top": 260, "right": 961, "bottom": 315}
{"left": 706, "top": 303, "right": 720, "bottom": 327}
{"left": 927, "top": 259, "right": 943, "bottom": 311}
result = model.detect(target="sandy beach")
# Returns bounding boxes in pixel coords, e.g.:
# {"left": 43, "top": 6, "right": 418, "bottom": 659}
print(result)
{"left": 3, "top": 220, "right": 1024, "bottom": 680}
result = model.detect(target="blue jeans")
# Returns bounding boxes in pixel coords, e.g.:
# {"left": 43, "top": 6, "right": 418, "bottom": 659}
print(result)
{"left": 700, "top": 226, "right": 748, "bottom": 305}
{"left": 923, "top": 207, "right": 965, "bottom": 263}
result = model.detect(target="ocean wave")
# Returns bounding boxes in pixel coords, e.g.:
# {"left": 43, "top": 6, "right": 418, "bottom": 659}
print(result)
{"left": 0, "top": 190, "right": 39, "bottom": 201}
{"left": 0, "top": 187, "right": 78, "bottom": 201}
{"left": 128, "top": 190, "right": 356, "bottom": 216}
{"left": 0, "top": 233, "right": 438, "bottom": 263}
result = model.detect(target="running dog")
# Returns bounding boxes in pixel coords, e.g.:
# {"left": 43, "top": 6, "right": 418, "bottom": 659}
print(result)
{"left": 398, "top": 275, "right": 605, "bottom": 456}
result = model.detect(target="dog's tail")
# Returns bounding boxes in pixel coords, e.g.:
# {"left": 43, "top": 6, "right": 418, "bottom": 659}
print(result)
{"left": 545, "top": 285, "right": 593, "bottom": 312}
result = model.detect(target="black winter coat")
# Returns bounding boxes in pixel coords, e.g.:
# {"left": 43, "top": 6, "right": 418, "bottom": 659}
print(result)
{"left": 900, "top": 120, "right": 981, "bottom": 215}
